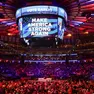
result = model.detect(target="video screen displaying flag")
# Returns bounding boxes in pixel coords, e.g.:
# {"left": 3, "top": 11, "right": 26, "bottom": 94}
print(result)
{"left": 16, "top": 6, "right": 67, "bottom": 40}
{"left": 18, "top": 16, "right": 58, "bottom": 38}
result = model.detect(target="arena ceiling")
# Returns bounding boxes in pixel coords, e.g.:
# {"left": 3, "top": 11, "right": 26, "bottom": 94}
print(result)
{"left": 0, "top": 0, "right": 94, "bottom": 36}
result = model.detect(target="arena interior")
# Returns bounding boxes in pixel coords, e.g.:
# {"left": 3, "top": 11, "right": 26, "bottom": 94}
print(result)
{"left": 0, "top": 0, "right": 94, "bottom": 94}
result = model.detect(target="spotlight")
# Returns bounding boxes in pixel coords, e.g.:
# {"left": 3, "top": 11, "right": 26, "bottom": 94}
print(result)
{"left": 67, "top": 33, "right": 72, "bottom": 37}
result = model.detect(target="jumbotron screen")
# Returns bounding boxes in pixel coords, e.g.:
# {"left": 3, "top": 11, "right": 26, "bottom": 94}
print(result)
{"left": 16, "top": 6, "right": 67, "bottom": 40}
{"left": 18, "top": 16, "right": 58, "bottom": 38}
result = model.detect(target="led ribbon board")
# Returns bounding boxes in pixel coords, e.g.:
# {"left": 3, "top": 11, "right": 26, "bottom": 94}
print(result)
{"left": 16, "top": 6, "right": 67, "bottom": 39}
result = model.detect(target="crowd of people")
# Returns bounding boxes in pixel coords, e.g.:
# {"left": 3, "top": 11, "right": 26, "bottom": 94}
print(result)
{"left": 0, "top": 79, "right": 94, "bottom": 94}
{"left": 0, "top": 60, "right": 94, "bottom": 94}
{"left": 0, "top": 61, "right": 94, "bottom": 80}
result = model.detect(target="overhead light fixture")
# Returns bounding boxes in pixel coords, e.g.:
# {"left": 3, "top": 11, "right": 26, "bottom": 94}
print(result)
{"left": 67, "top": 33, "right": 72, "bottom": 37}
{"left": 84, "top": 31, "right": 89, "bottom": 34}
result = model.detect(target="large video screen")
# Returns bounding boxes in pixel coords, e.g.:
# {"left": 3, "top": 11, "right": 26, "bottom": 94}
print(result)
{"left": 18, "top": 16, "right": 58, "bottom": 38}
{"left": 16, "top": 6, "right": 67, "bottom": 40}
